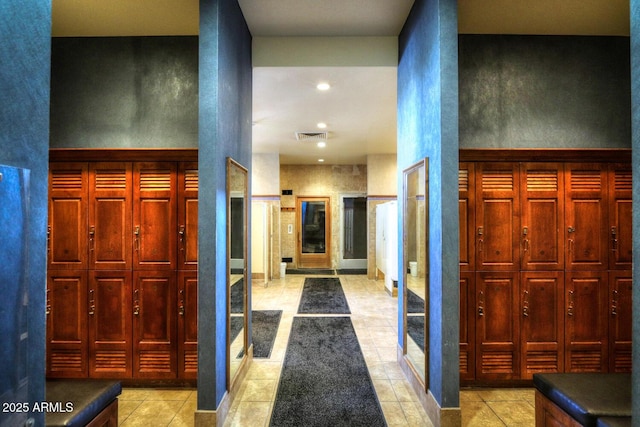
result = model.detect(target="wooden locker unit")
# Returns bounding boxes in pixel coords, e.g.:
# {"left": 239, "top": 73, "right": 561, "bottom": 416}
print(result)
{"left": 608, "top": 164, "right": 632, "bottom": 270}
{"left": 520, "top": 163, "right": 564, "bottom": 271}
{"left": 520, "top": 271, "right": 564, "bottom": 379}
{"left": 178, "top": 271, "right": 198, "bottom": 379}
{"left": 608, "top": 271, "right": 632, "bottom": 372}
{"left": 47, "top": 154, "right": 198, "bottom": 382}
{"left": 133, "top": 162, "right": 177, "bottom": 271}
{"left": 46, "top": 270, "right": 88, "bottom": 378}
{"left": 564, "top": 163, "right": 609, "bottom": 271}
{"left": 475, "top": 271, "right": 520, "bottom": 380}
{"left": 475, "top": 163, "right": 521, "bottom": 271}
{"left": 89, "top": 270, "right": 133, "bottom": 377}
{"left": 565, "top": 271, "right": 609, "bottom": 372}
{"left": 48, "top": 163, "right": 89, "bottom": 270}
{"left": 89, "top": 163, "right": 133, "bottom": 270}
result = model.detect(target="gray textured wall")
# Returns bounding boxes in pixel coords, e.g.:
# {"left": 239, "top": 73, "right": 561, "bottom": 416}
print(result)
{"left": 459, "top": 35, "right": 631, "bottom": 149}
{"left": 50, "top": 36, "right": 198, "bottom": 149}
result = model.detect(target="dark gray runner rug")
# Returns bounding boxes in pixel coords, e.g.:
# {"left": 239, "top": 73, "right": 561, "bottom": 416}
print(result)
{"left": 297, "top": 277, "right": 351, "bottom": 314}
{"left": 230, "top": 310, "right": 282, "bottom": 358}
{"left": 407, "top": 288, "right": 425, "bottom": 313}
{"left": 270, "top": 317, "right": 386, "bottom": 427}
{"left": 407, "top": 315, "right": 425, "bottom": 352}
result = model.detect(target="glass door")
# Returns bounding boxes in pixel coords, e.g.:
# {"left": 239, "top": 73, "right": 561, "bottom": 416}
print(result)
{"left": 297, "top": 196, "right": 331, "bottom": 268}
{"left": 339, "top": 195, "right": 367, "bottom": 270}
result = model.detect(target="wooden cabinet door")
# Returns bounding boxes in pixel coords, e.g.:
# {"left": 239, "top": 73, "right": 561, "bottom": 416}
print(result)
{"left": 475, "top": 272, "right": 520, "bottom": 380}
{"left": 48, "top": 163, "right": 88, "bottom": 270}
{"left": 565, "top": 271, "right": 608, "bottom": 372}
{"left": 133, "top": 271, "right": 177, "bottom": 378}
{"left": 564, "top": 164, "right": 608, "bottom": 271}
{"left": 89, "top": 163, "right": 132, "bottom": 270}
{"left": 178, "top": 271, "right": 198, "bottom": 379}
{"left": 46, "top": 270, "right": 88, "bottom": 378}
{"left": 459, "top": 163, "right": 475, "bottom": 271}
{"left": 608, "top": 164, "right": 632, "bottom": 270}
{"left": 459, "top": 271, "right": 475, "bottom": 381}
{"left": 521, "top": 163, "right": 564, "bottom": 271}
{"left": 608, "top": 271, "right": 632, "bottom": 373}
{"left": 520, "top": 271, "right": 564, "bottom": 379}
{"left": 178, "top": 163, "right": 198, "bottom": 269}
{"left": 133, "top": 162, "right": 177, "bottom": 270}
{"left": 88, "top": 270, "right": 132, "bottom": 378}
{"left": 475, "top": 163, "right": 520, "bottom": 271}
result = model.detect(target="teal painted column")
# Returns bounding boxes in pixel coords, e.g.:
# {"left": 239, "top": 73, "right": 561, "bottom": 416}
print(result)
{"left": 198, "top": 0, "right": 252, "bottom": 416}
{"left": 397, "top": 0, "right": 460, "bottom": 413}
{"left": 630, "top": 0, "right": 640, "bottom": 422}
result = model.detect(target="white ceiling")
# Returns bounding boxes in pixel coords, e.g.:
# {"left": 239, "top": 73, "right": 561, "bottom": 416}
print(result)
{"left": 51, "top": 0, "right": 630, "bottom": 164}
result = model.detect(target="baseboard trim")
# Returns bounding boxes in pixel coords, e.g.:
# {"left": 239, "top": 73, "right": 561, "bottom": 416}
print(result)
{"left": 397, "top": 346, "right": 461, "bottom": 427}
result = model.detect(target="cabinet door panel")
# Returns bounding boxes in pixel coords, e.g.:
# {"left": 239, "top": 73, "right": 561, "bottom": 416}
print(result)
{"left": 459, "top": 272, "right": 475, "bottom": 381}
{"left": 475, "top": 272, "right": 519, "bottom": 380}
{"left": 565, "top": 271, "right": 608, "bottom": 372}
{"left": 476, "top": 163, "right": 520, "bottom": 271}
{"left": 609, "top": 271, "right": 632, "bottom": 372}
{"left": 133, "top": 271, "right": 177, "bottom": 378}
{"left": 49, "top": 163, "right": 88, "bottom": 269}
{"left": 608, "top": 164, "right": 632, "bottom": 270}
{"left": 521, "top": 164, "right": 564, "bottom": 270}
{"left": 133, "top": 162, "right": 177, "bottom": 270}
{"left": 46, "top": 271, "right": 88, "bottom": 377}
{"left": 459, "top": 163, "right": 475, "bottom": 271}
{"left": 521, "top": 272, "right": 564, "bottom": 379}
{"left": 178, "top": 271, "right": 198, "bottom": 378}
{"left": 178, "top": 163, "right": 198, "bottom": 269}
{"left": 565, "top": 164, "right": 608, "bottom": 270}
{"left": 89, "top": 163, "right": 132, "bottom": 270}
{"left": 89, "top": 271, "right": 133, "bottom": 378}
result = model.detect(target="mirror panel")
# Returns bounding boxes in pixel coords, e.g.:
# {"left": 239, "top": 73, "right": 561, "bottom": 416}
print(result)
{"left": 403, "top": 159, "right": 428, "bottom": 386}
{"left": 227, "top": 158, "right": 248, "bottom": 388}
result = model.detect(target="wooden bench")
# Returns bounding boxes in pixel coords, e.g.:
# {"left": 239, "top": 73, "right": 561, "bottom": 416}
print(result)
{"left": 533, "top": 373, "right": 631, "bottom": 427}
{"left": 45, "top": 380, "right": 121, "bottom": 427}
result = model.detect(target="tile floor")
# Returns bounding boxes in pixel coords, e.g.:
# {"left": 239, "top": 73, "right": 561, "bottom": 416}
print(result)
{"left": 118, "top": 274, "right": 535, "bottom": 426}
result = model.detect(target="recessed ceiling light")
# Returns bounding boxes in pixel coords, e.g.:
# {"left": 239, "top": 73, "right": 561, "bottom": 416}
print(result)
{"left": 318, "top": 158, "right": 325, "bottom": 163}
{"left": 316, "top": 82, "right": 330, "bottom": 91}
{"left": 317, "top": 141, "right": 326, "bottom": 148}
{"left": 317, "top": 122, "right": 327, "bottom": 129}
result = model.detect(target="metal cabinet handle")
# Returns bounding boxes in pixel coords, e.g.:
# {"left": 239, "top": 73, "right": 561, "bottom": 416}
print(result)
{"left": 178, "top": 289, "right": 185, "bottom": 316}
{"left": 611, "top": 226, "right": 618, "bottom": 251}
{"left": 88, "top": 289, "right": 95, "bottom": 315}
{"left": 611, "top": 289, "right": 618, "bottom": 316}
{"left": 89, "top": 226, "right": 95, "bottom": 252}
{"left": 133, "top": 289, "right": 140, "bottom": 315}
{"left": 478, "top": 290, "right": 484, "bottom": 317}
{"left": 179, "top": 225, "right": 186, "bottom": 252}
{"left": 567, "top": 290, "right": 574, "bottom": 317}
{"left": 134, "top": 226, "right": 140, "bottom": 251}
{"left": 522, "top": 290, "right": 529, "bottom": 317}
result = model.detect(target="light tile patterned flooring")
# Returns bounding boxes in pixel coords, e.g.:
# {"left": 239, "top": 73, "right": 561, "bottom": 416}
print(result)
{"left": 118, "top": 275, "right": 535, "bottom": 426}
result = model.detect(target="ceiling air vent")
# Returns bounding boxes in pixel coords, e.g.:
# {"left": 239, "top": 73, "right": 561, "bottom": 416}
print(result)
{"left": 295, "top": 131, "right": 328, "bottom": 141}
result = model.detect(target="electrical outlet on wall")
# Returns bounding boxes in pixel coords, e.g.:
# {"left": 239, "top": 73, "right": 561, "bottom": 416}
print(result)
{"left": 287, "top": 224, "right": 293, "bottom": 234}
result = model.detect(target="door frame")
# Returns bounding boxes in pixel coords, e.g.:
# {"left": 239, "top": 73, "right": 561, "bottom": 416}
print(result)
{"left": 338, "top": 193, "right": 368, "bottom": 270}
{"left": 296, "top": 196, "right": 331, "bottom": 268}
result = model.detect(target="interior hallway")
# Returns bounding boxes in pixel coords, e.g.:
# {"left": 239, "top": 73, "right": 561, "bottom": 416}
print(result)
{"left": 117, "top": 275, "right": 535, "bottom": 426}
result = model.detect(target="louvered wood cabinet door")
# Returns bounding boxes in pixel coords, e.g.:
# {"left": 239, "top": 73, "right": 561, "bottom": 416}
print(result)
{"left": 475, "top": 163, "right": 520, "bottom": 271}
{"left": 48, "top": 163, "right": 88, "bottom": 270}
{"left": 459, "top": 271, "right": 475, "bottom": 381}
{"left": 89, "top": 163, "right": 133, "bottom": 270}
{"left": 608, "top": 271, "right": 632, "bottom": 373}
{"left": 565, "top": 271, "right": 608, "bottom": 372}
{"left": 178, "top": 271, "right": 198, "bottom": 379}
{"left": 564, "top": 164, "right": 608, "bottom": 271}
{"left": 520, "top": 163, "right": 564, "bottom": 271}
{"left": 459, "top": 163, "right": 475, "bottom": 271}
{"left": 133, "top": 271, "right": 177, "bottom": 378}
{"left": 89, "top": 270, "right": 133, "bottom": 377}
{"left": 46, "top": 270, "right": 88, "bottom": 378}
{"left": 520, "top": 271, "right": 564, "bottom": 379}
{"left": 608, "top": 164, "right": 632, "bottom": 270}
{"left": 178, "top": 163, "right": 198, "bottom": 269}
{"left": 475, "top": 272, "right": 520, "bottom": 380}
{"left": 133, "top": 162, "right": 177, "bottom": 270}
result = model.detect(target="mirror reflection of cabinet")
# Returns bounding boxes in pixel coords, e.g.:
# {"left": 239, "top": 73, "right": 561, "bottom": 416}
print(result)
{"left": 227, "top": 158, "right": 249, "bottom": 388}
{"left": 403, "top": 159, "right": 428, "bottom": 387}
